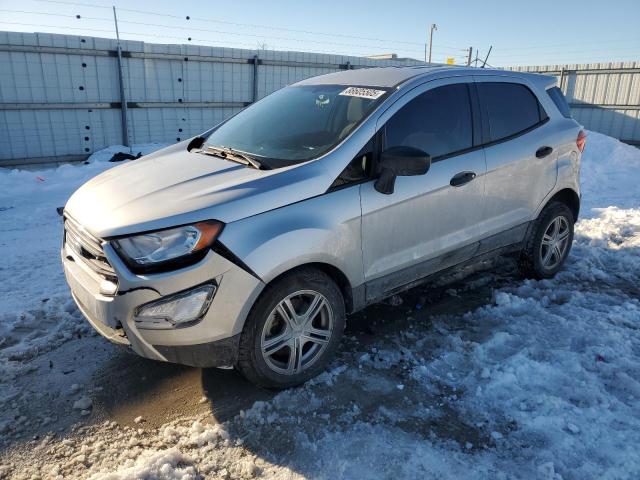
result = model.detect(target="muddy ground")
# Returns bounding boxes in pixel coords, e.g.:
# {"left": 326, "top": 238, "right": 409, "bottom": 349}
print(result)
{"left": 0, "top": 259, "right": 507, "bottom": 458}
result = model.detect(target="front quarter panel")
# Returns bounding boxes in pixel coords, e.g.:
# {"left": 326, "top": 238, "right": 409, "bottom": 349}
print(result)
{"left": 218, "top": 185, "right": 364, "bottom": 289}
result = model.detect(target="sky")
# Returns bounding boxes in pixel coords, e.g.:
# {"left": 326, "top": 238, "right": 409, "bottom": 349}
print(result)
{"left": 0, "top": 0, "right": 639, "bottom": 67}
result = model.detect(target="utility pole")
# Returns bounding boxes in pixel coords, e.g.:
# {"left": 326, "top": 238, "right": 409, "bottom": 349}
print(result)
{"left": 112, "top": 6, "right": 130, "bottom": 149}
{"left": 427, "top": 23, "right": 437, "bottom": 64}
{"left": 467, "top": 47, "right": 473, "bottom": 66}
{"left": 482, "top": 46, "right": 493, "bottom": 68}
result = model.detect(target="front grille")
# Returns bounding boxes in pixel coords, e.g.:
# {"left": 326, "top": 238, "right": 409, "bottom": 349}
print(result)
{"left": 64, "top": 216, "right": 117, "bottom": 281}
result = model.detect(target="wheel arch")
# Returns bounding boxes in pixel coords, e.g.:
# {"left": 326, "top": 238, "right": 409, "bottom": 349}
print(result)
{"left": 542, "top": 188, "right": 580, "bottom": 221}
{"left": 259, "top": 262, "right": 357, "bottom": 314}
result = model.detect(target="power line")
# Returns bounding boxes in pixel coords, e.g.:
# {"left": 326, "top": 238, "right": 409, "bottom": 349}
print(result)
{"left": 28, "top": 0, "right": 468, "bottom": 52}
{"left": 5, "top": 6, "right": 469, "bottom": 59}
{"left": 112, "top": 18, "right": 431, "bottom": 54}
{"left": 0, "top": 8, "right": 79, "bottom": 18}
{"left": 122, "top": 7, "right": 467, "bottom": 51}
{"left": 0, "top": 19, "right": 422, "bottom": 57}
{"left": 7, "top": 15, "right": 634, "bottom": 65}
{"left": 26, "top": 0, "right": 111, "bottom": 9}
{"left": 0, "top": 21, "right": 424, "bottom": 58}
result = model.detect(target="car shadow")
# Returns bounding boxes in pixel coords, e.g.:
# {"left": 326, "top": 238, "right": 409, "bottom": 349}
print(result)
{"left": 93, "top": 258, "right": 514, "bottom": 433}
{"left": 92, "top": 348, "right": 274, "bottom": 429}
{"left": 95, "top": 258, "right": 512, "bottom": 426}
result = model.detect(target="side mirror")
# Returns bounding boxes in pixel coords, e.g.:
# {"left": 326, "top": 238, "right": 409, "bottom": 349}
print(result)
{"left": 374, "top": 146, "right": 431, "bottom": 194}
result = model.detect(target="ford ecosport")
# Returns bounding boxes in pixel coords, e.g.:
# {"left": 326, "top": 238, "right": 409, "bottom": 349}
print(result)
{"left": 62, "top": 66, "right": 584, "bottom": 389}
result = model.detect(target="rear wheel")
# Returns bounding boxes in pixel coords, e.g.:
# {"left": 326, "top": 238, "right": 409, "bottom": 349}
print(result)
{"left": 236, "top": 268, "right": 345, "bottom": 389}
{"left": 519, "top": 201, "right": 574, "bottom": 279}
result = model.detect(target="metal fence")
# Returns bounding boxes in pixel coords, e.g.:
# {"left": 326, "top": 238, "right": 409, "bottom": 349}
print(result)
{"left": 0, "top": 31, "right": 422, "bottom": 167}
{"left": 1, "top": 30, "right": 639, "bottom": 167}
{"left": 508, "top": 62, "right": 640, "bottom": 146}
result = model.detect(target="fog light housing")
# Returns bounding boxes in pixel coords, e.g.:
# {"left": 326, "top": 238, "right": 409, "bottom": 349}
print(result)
{"left": 100, "top": 279, "right": 118, "bottom": 296}
{"left": 134, "top": 284, "right": 216, "bottom": 329}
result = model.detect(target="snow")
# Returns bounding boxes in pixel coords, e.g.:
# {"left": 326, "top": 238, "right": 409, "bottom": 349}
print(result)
{"left": 579, "top": 131, "right": 640, "bottom": 213}
{"left": 72, "top": 396, "right": 92, "bottom": 411}
{"left": 1, "top": 133, "right": 639, "bottom": 479}
{"left": 87, "top": 448, "right": 197, "bottom": 480}
{"left": 0, "top": 144, "right": 166, "bottom": 368}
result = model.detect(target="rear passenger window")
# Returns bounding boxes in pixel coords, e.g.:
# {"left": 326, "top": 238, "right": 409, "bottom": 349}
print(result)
{"left": 385, "top": 84, "right": 473, "bottom": 159}
{"left": 547, "top": 86, "right": 572, "bottom": 118}
{"left": 478, "top": 82, "right": 546, "bottom": 142}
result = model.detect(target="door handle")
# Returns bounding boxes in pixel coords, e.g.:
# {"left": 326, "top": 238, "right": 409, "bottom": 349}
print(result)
{"left": 536, "top": 146, "right": 553, "bottom": 158}
{"left": 450, "top": 171, "right": 476, "bottom": 187}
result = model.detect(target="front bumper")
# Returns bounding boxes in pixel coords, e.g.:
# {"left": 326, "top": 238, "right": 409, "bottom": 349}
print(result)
{"left": 62, "top": 237, "right": 264, "bottom": 368}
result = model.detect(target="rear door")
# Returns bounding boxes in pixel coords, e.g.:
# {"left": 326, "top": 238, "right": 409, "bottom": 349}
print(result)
{"left": 474, "top": 77, "right": 558, "bottom": 237}
{"left": 360, "top": 78, "right": 487, "bottom": 300}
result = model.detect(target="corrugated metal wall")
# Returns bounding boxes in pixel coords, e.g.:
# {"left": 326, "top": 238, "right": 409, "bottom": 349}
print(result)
{"left": 0, "top": 31, "right": 422, "bottom": 166}
{"left": 508, "top": 62, "right": 640, "bottom": 145}
{"left": 2, "top": 30, "right": 638, "bottom": 167}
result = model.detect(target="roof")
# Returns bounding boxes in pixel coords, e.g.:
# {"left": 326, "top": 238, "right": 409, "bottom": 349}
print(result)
{"left": 294, "top": 65, "right": 555, "bottom": 89}
{"left": 294, "top": 65, "right": 449, "bottom": 88}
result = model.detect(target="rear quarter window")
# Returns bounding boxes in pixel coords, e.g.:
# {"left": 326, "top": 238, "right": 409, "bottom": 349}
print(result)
{"left": 547, "top": 86, "right": 572, "bottom": 118}
{"left": 478, "top": 82, "right": 547, "bottom": 143}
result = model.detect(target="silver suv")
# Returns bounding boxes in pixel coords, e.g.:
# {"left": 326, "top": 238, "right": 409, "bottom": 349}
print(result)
{"left": 62, "top": 66, "right": 584, "bottom": 389}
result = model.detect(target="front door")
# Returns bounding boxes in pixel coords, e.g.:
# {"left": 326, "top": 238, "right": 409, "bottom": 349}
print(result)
{"left": 360, "top": 79, "right": 487, "bottom": 301}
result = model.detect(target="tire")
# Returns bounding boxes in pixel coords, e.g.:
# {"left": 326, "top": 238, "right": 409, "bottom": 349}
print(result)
{"left": 236, "top": 268, "right": 346, "bottom": 389}
{"left": 519, "top": 201, "right": 574, "bottom": 279}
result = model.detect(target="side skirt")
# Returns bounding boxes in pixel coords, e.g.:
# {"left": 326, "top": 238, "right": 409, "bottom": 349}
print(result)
{"left": 354, "top": 222, "right": 530, "bottom": 311}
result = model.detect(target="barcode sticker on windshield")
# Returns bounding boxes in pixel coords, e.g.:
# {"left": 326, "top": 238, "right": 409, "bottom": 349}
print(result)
{"left": 339, "top": 87, "right": 386, "bottom": 99}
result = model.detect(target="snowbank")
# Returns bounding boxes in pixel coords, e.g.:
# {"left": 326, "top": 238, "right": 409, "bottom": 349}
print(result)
{"left": 580, "top": 131, "right": 640, "bottom": 213}
{"left": 0, "top": 144, "right": 166, "bottom": 366}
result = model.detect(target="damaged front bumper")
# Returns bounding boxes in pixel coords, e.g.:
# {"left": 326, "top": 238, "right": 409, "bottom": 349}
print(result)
{"left": 61, "top": 231, "right": 264, "bottom": 368}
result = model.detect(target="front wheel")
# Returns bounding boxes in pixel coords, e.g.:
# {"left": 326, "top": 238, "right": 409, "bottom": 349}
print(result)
{"left": 519, "top": 201, "right": 574, "bottom": 279}
{"left": 236, "top": 268, "right": 345, "bottom": 389}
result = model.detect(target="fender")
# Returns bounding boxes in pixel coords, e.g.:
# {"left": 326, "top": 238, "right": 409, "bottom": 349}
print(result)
{"left": 218, "top": 184, "right": 365, "bottom": 291}
{"left": 535, "top": 148, "right": 581, "bottom": 219}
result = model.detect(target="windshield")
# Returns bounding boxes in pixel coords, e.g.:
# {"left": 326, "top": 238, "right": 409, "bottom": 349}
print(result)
{"left": 203, "top": 85, "right": 388, "bottom": 168}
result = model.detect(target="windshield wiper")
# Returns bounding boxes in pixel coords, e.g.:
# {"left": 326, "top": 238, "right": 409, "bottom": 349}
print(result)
{"left": 205, "top": 145, "right": 264, "bottom": 170}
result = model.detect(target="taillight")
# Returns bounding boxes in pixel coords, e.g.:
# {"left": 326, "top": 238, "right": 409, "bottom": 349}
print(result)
{"left": 576, "top": 130, "right": 587, "bottom": 152}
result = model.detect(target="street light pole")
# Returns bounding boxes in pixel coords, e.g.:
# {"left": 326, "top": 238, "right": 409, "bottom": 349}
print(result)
{"left": 428, "top": 23, "right": 437, "bottom": 64}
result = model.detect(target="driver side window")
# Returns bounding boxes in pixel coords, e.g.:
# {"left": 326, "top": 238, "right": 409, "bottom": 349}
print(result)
{"left": 384, "top": 83, "right": 473, "bottom": 160}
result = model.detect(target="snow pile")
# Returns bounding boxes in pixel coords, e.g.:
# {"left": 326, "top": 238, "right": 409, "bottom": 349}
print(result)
{"left": 17, "top": 416, "right": 286, "bottom": 479}
{"left": 0, "top": 144, "right": 166, "bottom": 368}
{"left": 407, "top": 207, "right": 640, "bottom": 477}
{"left": 0, "top": 144, "right": 164, "bottom": 201}
{"left": 87, "top": 448, "right": 196, "bottom": 480}
{"left": 580, "top": 131, "right": 640, "bottom": 213}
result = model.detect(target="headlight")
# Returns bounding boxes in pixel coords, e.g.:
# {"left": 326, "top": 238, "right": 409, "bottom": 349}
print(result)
{"left": 112, "top": 221, "right": 223, "bottom": 272}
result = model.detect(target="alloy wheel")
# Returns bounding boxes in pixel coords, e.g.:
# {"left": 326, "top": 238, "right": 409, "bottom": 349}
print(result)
{"left": 260, "top": 290, "right": 334, "bottom": 375}
{"left": 540, "top": 215, "right": 571, "bottom": 269}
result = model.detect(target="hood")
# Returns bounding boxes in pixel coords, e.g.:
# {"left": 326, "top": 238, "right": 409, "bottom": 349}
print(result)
{"left": 65, "top": 142, "right": 329, "bottom": 238}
